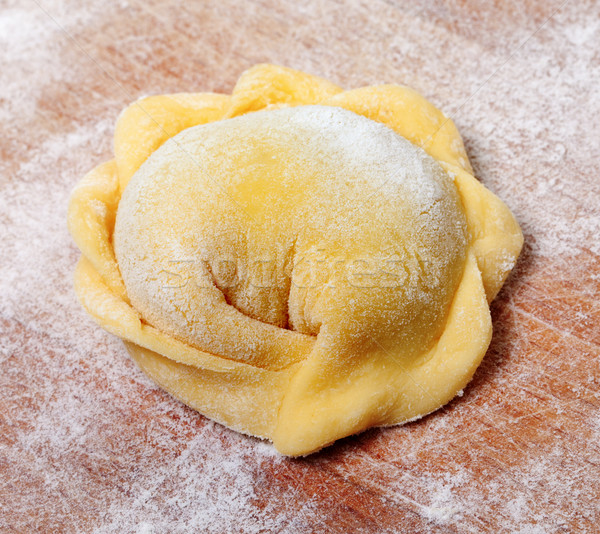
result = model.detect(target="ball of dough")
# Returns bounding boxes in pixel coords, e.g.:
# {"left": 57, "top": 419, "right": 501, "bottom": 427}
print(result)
{"left": 114, "top": 105, "right": 468, "bottom": 371}
{"left": 68, "top": 65, "right": 523, "bottom": 456}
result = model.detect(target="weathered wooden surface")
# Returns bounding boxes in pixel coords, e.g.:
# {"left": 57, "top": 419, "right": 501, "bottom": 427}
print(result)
{"left": 1, "top": 1, "right": 599, "bottom": 532}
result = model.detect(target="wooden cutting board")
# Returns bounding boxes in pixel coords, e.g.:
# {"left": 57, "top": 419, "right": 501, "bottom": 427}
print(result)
{"left": 1, "top": 1, "right": 599, "bottom": 532}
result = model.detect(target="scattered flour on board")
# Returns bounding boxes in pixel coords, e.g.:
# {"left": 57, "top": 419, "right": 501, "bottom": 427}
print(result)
{"left": 449, "top": 9, "right": 600, "bottom": 258}
{"left": 0, "top": 4, "right": 103, "bottom": 124}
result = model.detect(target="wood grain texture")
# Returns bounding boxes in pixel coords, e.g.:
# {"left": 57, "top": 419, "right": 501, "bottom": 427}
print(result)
{"left": 1, "top": 0, "right": 599, "bottom": 532}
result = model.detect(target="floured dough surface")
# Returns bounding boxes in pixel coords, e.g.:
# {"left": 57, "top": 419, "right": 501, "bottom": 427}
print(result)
{"left": 68, "top": 64, "right": 523, "bottom": 456}
{"left": 114, "top": 106, "right": 467, "bottom": 372}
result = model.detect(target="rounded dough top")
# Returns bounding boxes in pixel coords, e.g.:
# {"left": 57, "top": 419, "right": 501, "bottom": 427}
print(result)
{"left": 114, "top": 105, "right": 468, "bottom": 371}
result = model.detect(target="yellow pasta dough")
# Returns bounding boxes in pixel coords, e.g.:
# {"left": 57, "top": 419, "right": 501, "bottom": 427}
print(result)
{"left": 68, "top": 64, "right": 522, "bottom": 456}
